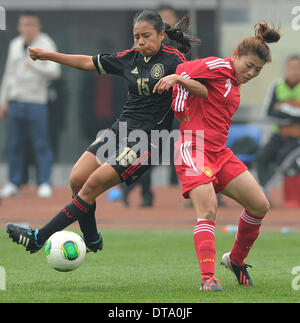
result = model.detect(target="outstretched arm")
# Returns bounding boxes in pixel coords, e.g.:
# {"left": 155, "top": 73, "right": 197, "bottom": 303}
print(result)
{"left": 28, "top": 47, "right": 96, "bottom": 71}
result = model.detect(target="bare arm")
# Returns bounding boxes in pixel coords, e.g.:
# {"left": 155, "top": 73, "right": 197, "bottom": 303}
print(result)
{"left": 28, "top": 47, "right": 96, "bottom": 71}
{"left": 153, "top": 74, "right": 208, "bottom": 98}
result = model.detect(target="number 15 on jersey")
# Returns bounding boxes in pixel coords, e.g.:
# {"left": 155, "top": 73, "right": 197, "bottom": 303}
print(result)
{"left": 137, "top": 78, "right": 150, "bottom": 96}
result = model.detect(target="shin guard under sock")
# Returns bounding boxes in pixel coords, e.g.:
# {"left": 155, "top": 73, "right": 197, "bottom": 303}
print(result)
{"left": 37, "top": 195, "right": 93, "bottom": 244}
{"left": 193, "top": 220, "right": 216, "bottom": 282}
{"left": 77, "top": 201, "right": 99, "bottom": 242}
{"left": 230, "top": 210, "right": 263, "bottom": 266}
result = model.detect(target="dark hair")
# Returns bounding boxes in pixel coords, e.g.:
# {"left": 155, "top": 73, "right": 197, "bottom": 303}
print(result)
{"left": 156, "top": 5, "right": 177, "bottom": 13}
{"left": 286, "top": 54, "right": 300, "bottom": 63}
{"left": 236, "top": 21, "right": 280, "bottom": 63}
{"left": 19, "top": 11, "right": 40, "bottom": 18}
{"left": 133, "top": 9, "right": 200, "bottom": 54}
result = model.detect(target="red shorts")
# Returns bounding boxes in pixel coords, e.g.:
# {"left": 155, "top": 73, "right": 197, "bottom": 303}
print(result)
{"left": 174, "top": 142, "right": 248, "bottom": 199}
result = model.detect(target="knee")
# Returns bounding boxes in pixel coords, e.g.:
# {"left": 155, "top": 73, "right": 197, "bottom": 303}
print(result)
{"left": 81, "top": 172, "right": 107, "bottom": 196}
{"left": 69, "top": 171, "right": 85, "bottom": 196}
{"left": 260, "top": 198, "right": 270, "bottom": 216}
{"left": 79, "top": 173, "right": 110, "bottom": 202}
{"left": 190, "top": 191, "right": 218, "bottom": 222}
{"left": 83, "top": 174, "right": 100, "bottom": 192}
{"left": 248, "top": 196, "right": 270, "bottom": 218}
{"left": 204, "top": 206, "right": 218, "bottom": 222}
{"left": 197, "top": 204, "right": 218, "bottom": 222}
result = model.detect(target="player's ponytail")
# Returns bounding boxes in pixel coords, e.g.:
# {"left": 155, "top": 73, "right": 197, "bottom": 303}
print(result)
{"left": 254, "top": 21, "right": 281, "bottom": 44}
{"left": 164, "top": 16, "right": 201, "bottom": 54}
{"left": 236, "top": 21, "right": 280, "bottom": 63}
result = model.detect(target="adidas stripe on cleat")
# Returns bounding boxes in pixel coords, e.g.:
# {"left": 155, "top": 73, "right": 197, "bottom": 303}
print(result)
{"left": 200, "top": 277, "right": 222, "bottom": 291}
{"left": 6, "top": 223, "right": 44, "bottom": 254}
{"left": 221, "top": 252, "right": 253, "bottom": 286}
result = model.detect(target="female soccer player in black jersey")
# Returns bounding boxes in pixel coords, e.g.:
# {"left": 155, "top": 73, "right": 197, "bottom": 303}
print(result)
{"left": 7, "top": 10, "right": 207, "bottom": 253}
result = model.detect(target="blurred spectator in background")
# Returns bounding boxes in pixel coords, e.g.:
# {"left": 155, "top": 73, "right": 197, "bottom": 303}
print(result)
{"left": 0, "top": 12, "right": 61, "bottom": 198}
{"left": 256, "top": 55, "right": 300, "bottom": 200}
{"left": 121, "top": 5, "right": 180, "bottom": 207}
{"left": 80, "top": 39, "right": 126, "bottom": 142}
{"left": 157, "top": 5, "right": 179, "bottom": 31}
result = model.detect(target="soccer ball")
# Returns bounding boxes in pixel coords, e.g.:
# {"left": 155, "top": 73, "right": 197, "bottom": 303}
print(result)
{"left": 44, "top": 231, "right": 86, "bottom": 272}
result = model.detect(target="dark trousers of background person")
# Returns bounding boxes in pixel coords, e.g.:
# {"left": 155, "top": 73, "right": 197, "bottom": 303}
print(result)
{"left": 256, "top": 133, "right": 300, "bottom": 192}
{"left": 8, "top": 101, "right": 53, "bottom": 187}
{"left": 21, "top": 79, "right": 66, "bottom": 185}
{"left": 121, "top": 168, "right": 153, "bottom": 207}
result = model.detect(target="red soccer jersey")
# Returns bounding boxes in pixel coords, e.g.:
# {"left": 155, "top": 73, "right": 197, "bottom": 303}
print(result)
{"left": 172, "top": 56, "right": 241, "bottom": 152}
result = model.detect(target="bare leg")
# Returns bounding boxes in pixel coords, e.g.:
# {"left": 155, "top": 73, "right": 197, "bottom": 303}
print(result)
{"left": 222, "top": 170, "right": 270, "bottom": 217}
{"left": 78, "top": 162, "right": 121, "bottom": 204}
{"left": 69, "top": 151, "right": 101, "bottom": 196}
{"left": 189, "top": 182, "right": 218, "bottom": 222}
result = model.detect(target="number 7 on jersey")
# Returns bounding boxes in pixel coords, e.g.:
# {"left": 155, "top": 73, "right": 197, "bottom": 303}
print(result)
{"left": 224, "top": 78, "right": 232, "bottom": 98}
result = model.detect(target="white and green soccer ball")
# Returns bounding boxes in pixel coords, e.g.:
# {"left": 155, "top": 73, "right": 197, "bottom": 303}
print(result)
{"left": 44, "top": 231, "right": 86, "bottom": 272}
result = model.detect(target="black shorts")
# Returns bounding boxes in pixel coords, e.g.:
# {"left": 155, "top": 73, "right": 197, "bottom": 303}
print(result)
{"left": 86, "top": 128, "right": 156, "bottom": 186}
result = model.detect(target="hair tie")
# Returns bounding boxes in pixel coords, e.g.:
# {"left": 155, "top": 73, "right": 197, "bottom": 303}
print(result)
{"left": 171, "top": 29, "right": 183, "bottom": 41}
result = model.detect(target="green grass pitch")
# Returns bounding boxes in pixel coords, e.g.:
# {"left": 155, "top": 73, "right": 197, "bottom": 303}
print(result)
{"left": 0, "top": 229, "right": 299, "bottom": 303}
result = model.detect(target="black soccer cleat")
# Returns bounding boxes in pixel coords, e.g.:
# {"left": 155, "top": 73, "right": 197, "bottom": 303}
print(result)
{"left": 221, "top": 252, "right": 253, "bottom": 286}
{"left": 6, "top": 223, "right": 44, "bottom": 254}
{"left": 83, "top": 232, "right": 103, "bottom": 253}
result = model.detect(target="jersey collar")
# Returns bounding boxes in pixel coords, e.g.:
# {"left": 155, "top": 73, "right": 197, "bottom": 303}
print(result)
{"left": 140, "top": 45, "right": 163, "bottom": 64}
{"left": 227, "top": 58, "right": 239, "bottom": 86}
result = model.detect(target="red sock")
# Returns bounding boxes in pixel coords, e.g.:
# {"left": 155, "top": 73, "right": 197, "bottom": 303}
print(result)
{"left": 193, "top": 220, "right": 216, "bottom": 282}
{"left": 230, "top": 210, "right": 263, "bottom": 266}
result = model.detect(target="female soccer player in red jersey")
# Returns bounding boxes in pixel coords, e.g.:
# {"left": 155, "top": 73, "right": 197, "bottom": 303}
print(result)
{"left": 6, "top": 10, "right": 208, "bottom": 255}
{"left": 154, "top": 22, "right": 280, "bottom": 290}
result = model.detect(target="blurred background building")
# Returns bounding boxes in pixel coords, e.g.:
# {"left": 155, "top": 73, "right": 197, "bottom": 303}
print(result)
{"left": 0, "top": 0, "right": 299, "bottom": 187}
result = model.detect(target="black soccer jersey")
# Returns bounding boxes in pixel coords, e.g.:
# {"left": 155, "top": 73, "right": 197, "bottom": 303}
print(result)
{"left": 92, "top": 45, "right": 186, "bottom": 132}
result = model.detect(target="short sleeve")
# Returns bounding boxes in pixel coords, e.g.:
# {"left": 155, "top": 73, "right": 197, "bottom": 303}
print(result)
{"left": 92, "top": 54, "right": 122, "bottom": 76}
{"left": 92, "top": 49, "right": 136, "bottom": 76}
{"left": 171, "top": 57, "right": 233, "bottom": 119}
{"left": 175, "top": 57, "right": 232, "bottom": 80}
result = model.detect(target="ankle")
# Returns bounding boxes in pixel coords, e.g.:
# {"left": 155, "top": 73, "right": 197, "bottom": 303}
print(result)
{"left": 35, "top": 228, "right": 49, "bottom": 245}
{"left": 229, "top": 252, "right": 244, "bottom": 267}
{"left": 201, "top": 274, "right": 214, "bottom": 282}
